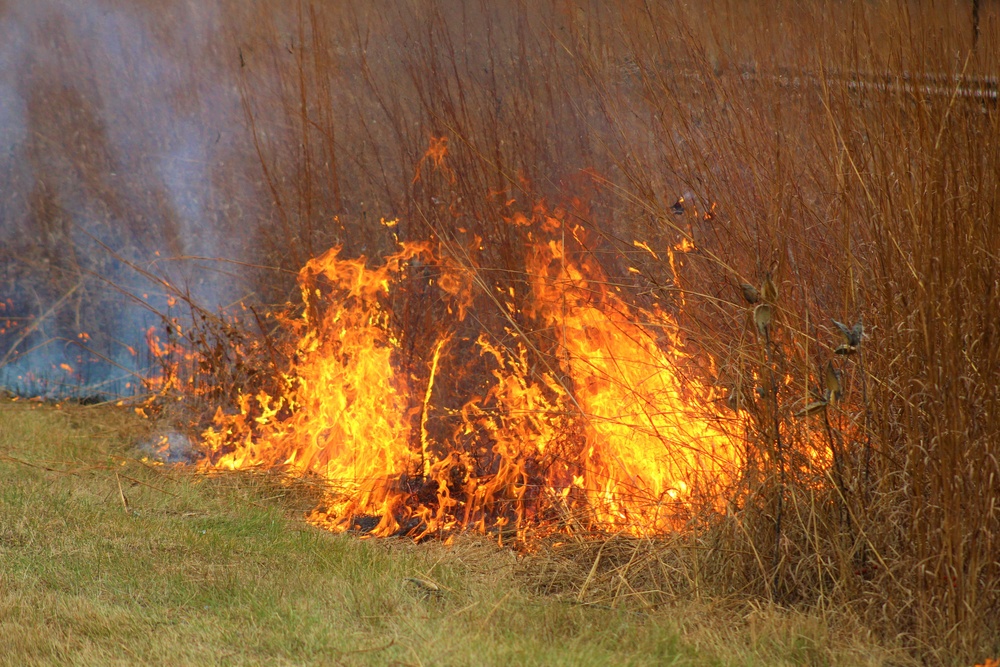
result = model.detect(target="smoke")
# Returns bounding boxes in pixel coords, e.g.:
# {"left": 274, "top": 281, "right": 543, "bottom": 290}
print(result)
{"left": 0, "top": 0, "right": 651, "bottom": 398}
{"left": 0, "top": 0, "right": 261, "bottom": 398}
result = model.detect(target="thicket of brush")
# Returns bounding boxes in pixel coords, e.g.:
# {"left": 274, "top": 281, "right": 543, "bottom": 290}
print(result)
{"left": 5, "top": 0, "right": 998, "bottom": 662}
{"left": 215, "top": 2, "right": 999, "bottom": 660}
{"left": 246, "top": 2, "right": 1000, "bottom": 659}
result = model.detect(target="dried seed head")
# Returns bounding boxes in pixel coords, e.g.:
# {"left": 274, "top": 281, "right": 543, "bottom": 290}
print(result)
{"left": 754, "top": 302, "right": 773, "bottom": 335}
{"left": 850, "top": 321, "right": 864, "bottom": 346}
{"left": 825, "top": 361, "right": 842, "bottom": 402}
{"left": 833, "top": 319, "right": 863, "bottom": 347}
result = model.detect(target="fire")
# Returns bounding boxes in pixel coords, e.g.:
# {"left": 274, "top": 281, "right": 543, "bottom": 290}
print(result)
{"left": 144, "top": 325, "right": 192, "bottom": 393}
{"left": 514, "top": 211, "right": 736, "bottom": 532}
{"left": 198, "top": 206, "right": 740, "bottom": 540}
{"left": 205, "top": 243, "right": 433, "bottom": 536}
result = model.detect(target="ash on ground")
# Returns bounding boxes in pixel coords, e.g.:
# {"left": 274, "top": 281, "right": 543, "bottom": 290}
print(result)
{"left": 139, "top": 430, "right": 199, "bottom": 464}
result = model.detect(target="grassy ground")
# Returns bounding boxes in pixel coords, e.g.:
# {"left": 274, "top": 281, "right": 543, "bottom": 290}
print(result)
{"left": 0, "top": 400, "right": 908, "bottom": 666}
{"left": 4, "top": 1, "right": 999, "bottom": 662}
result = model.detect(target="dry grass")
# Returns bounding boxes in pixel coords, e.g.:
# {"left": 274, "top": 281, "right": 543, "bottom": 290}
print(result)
{"left": 3, "top": 0, "right": 1000, "bottom": 662}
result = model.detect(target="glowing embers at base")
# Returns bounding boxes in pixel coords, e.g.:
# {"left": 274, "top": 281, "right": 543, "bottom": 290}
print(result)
{"left": 201, "top": 211, "right": 740, "bottom": 540}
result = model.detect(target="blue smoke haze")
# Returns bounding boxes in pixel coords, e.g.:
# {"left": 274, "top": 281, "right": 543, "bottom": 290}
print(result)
{"left": 0, "top": 0, "right": 261, "bottom": 398}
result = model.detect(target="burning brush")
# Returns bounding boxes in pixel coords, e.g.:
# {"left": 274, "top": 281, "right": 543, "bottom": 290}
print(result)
{"left": 183, "top": 206, "right": 743, "bottom": 541}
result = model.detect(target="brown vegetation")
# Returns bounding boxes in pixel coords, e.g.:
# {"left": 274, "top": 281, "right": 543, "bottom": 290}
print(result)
{"left": 3, "top": 1, "right": 999, "bottom": 662}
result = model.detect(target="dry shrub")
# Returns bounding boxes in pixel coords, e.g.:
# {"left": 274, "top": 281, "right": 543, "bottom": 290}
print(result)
{"left": 5, "top": 0, "right": 998, "bottom": 661}
{"left": 234, "top": 2, "right": 998, "bottom": 659}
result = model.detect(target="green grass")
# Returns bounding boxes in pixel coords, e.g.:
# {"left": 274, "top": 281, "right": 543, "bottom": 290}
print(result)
{"left": 0, "top": 400, "right": 907, "bottom": 666}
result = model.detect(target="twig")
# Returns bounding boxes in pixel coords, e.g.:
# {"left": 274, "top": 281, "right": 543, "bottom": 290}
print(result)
{"left": 763, "top": 323, "right": 786, "bottom": 600}
{"left": 115, "top": 473, "right": 130, "bottom": 513}
{"left": 0, "top": 453, "right": 84, "bottom": 476}
{"left": 116, "top": 472, "right": 180, "bottom": 499}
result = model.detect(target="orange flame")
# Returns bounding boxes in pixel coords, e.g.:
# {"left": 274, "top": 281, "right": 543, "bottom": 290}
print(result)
{"left": 206, "top": 244, "right": 432, "bottom": 536}
{"left": 200, "top": 208, "right": 739, "bottom": 539}
{"left": 517, "top": 211, "right": 737, "bottom": 532}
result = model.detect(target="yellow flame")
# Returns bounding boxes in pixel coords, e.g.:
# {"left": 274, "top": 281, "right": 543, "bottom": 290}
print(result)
{"left": 202, "top": 208, "right": 740, "bottom": 539}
